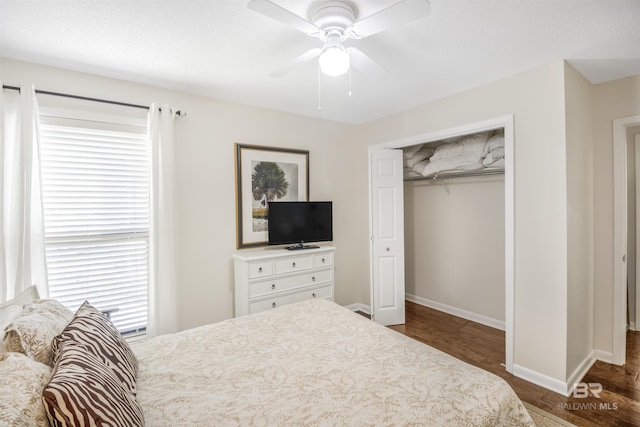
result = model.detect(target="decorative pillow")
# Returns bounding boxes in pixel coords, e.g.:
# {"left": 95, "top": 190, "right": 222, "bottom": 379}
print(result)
{"left": 42, "top": 341, "right": 144, "bottom": 427}
{"left": 0, "top": 285, "right": 40, "bottom": 353}
{"left": 3, "top": 299, "right": 73, "bottom": 366}
{"left": 0, "top": 352, "right": 52, "bottom": 427}
{"left": 52, "top": 301, "right": 139, "bottom": 394}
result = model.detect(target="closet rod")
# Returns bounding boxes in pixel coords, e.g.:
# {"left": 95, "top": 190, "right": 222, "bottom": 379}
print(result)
{"left": 405, "top": 168, "right": 505, "bottom": 182}
{"left": 2, "top": 84, "right": 185, "bottom": 117}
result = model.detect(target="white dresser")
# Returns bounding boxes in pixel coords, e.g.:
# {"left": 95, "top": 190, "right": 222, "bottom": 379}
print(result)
{"left": 233, "top": 246, "right": 336, "bottom": 317}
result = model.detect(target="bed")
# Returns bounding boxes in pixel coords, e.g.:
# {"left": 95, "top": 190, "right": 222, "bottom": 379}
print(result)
{"left": 1, "top": 291, "right": 534, "bottom": 426}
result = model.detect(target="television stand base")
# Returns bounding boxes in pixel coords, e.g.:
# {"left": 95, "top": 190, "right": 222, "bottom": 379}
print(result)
{"left": 286, "top": 243, "right": 320, "bottom": 250}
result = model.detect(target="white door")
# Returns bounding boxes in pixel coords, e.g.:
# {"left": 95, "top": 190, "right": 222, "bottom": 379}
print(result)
{"left": 370, "top": 149, "right": 405, "bottom": 325}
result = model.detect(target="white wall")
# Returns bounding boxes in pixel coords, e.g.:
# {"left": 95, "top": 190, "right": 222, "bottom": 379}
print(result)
{"left": 563, "top": 62, "right": 595, "bottom": 379}
{"left": 593, "top": 74, "right": 640, "bottom": 356}
{"left": 404, "top": 175, "right": 505, "bottom": 325}
{"left": 0, "top": 57, "right": 364, "bottom": 331}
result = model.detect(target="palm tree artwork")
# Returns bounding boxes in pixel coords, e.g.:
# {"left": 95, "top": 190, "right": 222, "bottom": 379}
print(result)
{"left": 251, "top": 161, "right": 293, "bottom": 231}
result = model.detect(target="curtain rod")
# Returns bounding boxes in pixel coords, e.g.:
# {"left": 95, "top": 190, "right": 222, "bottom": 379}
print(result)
{"left": 2, "top": 84, "right": 185, "bottom": 117}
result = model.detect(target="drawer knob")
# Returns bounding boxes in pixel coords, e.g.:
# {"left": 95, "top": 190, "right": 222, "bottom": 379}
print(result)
{"left": 272, "top": 302, "right": 277, "bottom": 308}
{"left": 312, "top": 276, "right": 316, "bottom": 282}
{"left": 271, "top": 284, "right": 276, "bottom": 290}
{"left": 258, "top": 267, "right": 263, "bottom": 273}
{"left": 312, "top": 293, "right": 317, "bottom": 298}
{"left": 292, "top": 262, "right": 296, "bottom": 268}
{"left": 321, "top": 258, "right": 326, "bottom": 263}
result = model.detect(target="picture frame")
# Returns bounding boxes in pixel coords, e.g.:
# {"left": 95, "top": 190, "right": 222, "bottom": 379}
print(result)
{"left": 235, "top": 143, "right": 309, "bottom": 249}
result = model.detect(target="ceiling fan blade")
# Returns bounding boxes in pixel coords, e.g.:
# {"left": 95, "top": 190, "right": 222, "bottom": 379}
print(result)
{"left": 347, "top": 48, "right": 387, "bottom": 79}
{"left": 270, "top": 47, "right": 323, "bottom": 77}
{"left": 348, "top": 0, "right": 431, "bottom": 39}
{"left": 248, "top": 0, "right": 321, "bottom": 36}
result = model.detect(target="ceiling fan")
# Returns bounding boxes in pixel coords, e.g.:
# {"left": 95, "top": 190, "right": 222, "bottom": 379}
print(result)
{"left": 248, "top": 0, "right": 431, "bottom": 78}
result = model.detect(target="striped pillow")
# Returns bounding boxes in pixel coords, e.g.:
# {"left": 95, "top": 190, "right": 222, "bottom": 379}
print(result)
{"left": 52, "top": 301, "right": 138, "bottom": 394}
{"left": 43, "top": 341, "right": 144, "bottom": 426}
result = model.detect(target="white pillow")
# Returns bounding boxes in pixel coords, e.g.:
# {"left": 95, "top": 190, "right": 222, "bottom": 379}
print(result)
{"left": 402, "top": 144, "right": 423, "bottom": 160}
{"left": 0, "top": 285, "right": 40, "bottom": 312}
{"left": 406, "top": 147, "right": 435, "bottom": 168}
{"left": 431, "top": 132, "right": 490, "bottom": 161}
{"left": 482, "top": 133, "right": 505, "bottom": 157}
{"left": 483, "top": 147, "right": 505, "bottom": 166}
{"left": 0, "top": 286, "right": 40, "bottom": 353}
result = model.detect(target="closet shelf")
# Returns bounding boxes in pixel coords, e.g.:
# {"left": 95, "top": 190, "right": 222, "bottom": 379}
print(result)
{"left": 404, "top": 167, "right": 504, "bottom": 182}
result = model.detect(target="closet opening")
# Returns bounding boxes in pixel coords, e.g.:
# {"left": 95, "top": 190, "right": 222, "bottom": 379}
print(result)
{"left": 403, "top": 129, "right": 506, "bottom": 331}
{"left": 368, "top": 115, "right": 514, "bottom": 373}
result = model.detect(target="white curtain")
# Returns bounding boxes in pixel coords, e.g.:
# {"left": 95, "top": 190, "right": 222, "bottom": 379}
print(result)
{"left": 147, "top": 104, "right": 178, "bottom": 336}
{"left": 0, "top": 84, "right": 47, "bottom": 303}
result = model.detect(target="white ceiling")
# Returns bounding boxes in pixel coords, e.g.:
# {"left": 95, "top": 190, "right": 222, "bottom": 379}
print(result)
{"left": 1, "top": 0, "right": 639, "bottom": 125}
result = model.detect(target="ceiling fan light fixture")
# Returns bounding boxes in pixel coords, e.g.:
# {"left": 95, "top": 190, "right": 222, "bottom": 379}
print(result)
{"left": 319, "top": 46, "right": 350, "bottom": 76}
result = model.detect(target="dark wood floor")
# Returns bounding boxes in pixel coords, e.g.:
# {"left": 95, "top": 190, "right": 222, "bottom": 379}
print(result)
{"left": 385, "top": 301, "right": 640, "bottom": 427}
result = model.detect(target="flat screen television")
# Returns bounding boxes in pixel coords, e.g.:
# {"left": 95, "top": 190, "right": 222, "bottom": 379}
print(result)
{"left": 267, "top": 201, "right": 333, "bottom": 250}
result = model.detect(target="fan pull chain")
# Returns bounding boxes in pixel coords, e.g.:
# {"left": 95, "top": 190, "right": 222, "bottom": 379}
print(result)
{"left": 317, "top": 64, "right": 323, "bottom": 111}
{"left": 348, "top": 67, "right": 353, "bottom": 97}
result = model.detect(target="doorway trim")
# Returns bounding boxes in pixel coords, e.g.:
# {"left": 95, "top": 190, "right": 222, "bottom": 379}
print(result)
{"left": 613, "top": 114, "right": 640, "bottom": 365}
{"left": 368, "top": 114, "right": 515, "bottom": 372}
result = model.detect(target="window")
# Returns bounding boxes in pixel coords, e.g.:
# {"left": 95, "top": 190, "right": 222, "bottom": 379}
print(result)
{"left": 39, "top": 109, "right": 150, "bottom": 336}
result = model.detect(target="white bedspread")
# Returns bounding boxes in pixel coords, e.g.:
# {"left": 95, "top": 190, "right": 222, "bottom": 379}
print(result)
{"left": 132, "top": 299, "right": 533, "bottom": 426}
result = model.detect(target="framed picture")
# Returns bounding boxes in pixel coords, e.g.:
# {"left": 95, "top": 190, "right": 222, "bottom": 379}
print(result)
{"left": 235, "top": 143, "right": 309, "bottom": 249}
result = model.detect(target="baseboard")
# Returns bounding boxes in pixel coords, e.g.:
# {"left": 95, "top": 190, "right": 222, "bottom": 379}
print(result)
{"left": 346, "top": 303, "right": 370, "bottom": 315}
{"left": 513, "top": 351, "right": 596, "bottom": 397}
{"left": 594, "top": 349, "right": 613, "bottom": 364}
{"left": 566, "top": 351, "right": 596, "bottom": 396}
{"left": 512, "top": 364, "right": 569, "bottom": 396}
{"left": 405, "top": 293, "right": 505, "bottom": 331}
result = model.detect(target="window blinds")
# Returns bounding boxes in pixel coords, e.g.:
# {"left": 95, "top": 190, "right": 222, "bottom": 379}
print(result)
{"left": 39, "top": 119, "right": 150, "bottom": 335}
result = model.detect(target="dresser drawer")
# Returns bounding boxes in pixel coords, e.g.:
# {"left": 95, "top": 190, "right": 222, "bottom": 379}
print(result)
{"left": 249, "top": 269, "right": 333, "bottom": 298}
{"left": 314, "top": 252, "right": 333, "bottom": 267}
{"left": 248, "top": 260, "right": 273, "bottom": 279}
{"left": 274, "top": 254, "right": 313, "bottom": 275}
{"left": 249, "top": 284, "right": 333, "bottom": 314}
